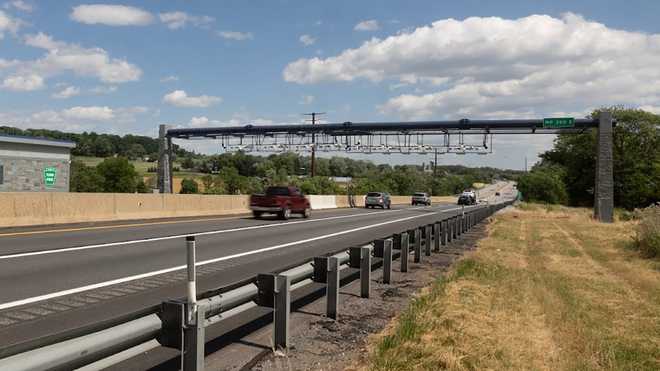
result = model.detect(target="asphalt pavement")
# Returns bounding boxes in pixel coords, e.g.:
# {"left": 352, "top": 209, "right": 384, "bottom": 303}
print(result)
{"left": 0, "top": 182, "right": 513, "bottom": 355}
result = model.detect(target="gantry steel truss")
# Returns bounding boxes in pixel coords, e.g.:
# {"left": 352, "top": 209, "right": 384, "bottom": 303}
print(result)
{"left": 166, "top": 118, "right": 599, "bottom": 155}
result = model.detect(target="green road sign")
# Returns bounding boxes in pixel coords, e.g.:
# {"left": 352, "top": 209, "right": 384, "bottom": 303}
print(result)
{"left": 44, "top": 167, "right": 57, "bottom": 187}
{"left": 543, "top": 117, "right": 575, "bottom": 128}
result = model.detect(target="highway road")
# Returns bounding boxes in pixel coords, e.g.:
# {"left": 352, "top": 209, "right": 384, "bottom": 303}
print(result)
{"left": 0, "top": 183, "right": 513, "bottom": 354}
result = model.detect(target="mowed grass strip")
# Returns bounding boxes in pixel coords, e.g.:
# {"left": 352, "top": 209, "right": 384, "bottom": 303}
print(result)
{"left": 356, "top": 204, "right": 660, "bottom": 371}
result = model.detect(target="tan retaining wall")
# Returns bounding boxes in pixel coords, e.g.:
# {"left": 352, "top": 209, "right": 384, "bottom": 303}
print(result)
{"left": 0, "top": 192, "right": 459, "bottom": 228}
{"left": 0, "top": 193, "right": 250, "bottom": 228}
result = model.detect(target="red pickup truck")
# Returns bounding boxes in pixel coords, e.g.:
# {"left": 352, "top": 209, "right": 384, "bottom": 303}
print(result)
{"left": 250, "top": 186, "right": 311, "bottom": 220}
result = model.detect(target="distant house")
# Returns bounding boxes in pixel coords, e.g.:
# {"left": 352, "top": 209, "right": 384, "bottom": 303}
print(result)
{"left": 330, "top": 176, "right": 352, "bottom": 188}
{"left": 0, "top": 134, "right": 76, "bottom": 192}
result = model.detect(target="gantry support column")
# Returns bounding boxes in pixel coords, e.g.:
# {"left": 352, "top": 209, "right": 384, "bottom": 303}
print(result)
{"left": 594, "top": 111, "right": 614, "bottom": 223}
{"left": 158, "top": 124, "right": 173, "bottom": 194}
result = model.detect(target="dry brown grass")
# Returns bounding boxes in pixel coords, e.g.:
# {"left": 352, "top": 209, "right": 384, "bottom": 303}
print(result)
{"left": 357, "top": 204, "right": 660, "bottom": 371}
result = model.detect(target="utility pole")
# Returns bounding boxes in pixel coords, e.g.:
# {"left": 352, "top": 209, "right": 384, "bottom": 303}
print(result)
{"left": 303, "top": 112, "right": 325, "bottom": 177}
{"left": 434, "top": 148, "right": 438, "bottom": 176}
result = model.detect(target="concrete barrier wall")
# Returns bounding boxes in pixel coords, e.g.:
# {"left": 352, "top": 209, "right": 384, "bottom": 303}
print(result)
{"left": 0, "top": 192, "right": 251, "bottom": 228}
{"left": 307, "top": 195, "right": 337, "bottom": 210}
{"left": 0, "top": 192, "right": 460, "bottom": 228}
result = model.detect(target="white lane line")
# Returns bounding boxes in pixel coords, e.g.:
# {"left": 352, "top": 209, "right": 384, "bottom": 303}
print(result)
{"left": 0, "top": 209, "right": 407, "bottom": 260}
{"left": 0, "top": 206, "right": 468, "bottom": 310}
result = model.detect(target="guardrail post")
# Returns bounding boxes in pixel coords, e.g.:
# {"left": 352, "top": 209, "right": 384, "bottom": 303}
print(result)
{"left": 381, "top": 239, "right": 393, "bottom": 284}
{"left": 452, "top": 216, "right": 457, "bottom": 240}
{"left": 397, "top": 232, "right": 409, "bottom": 272}
{"left": 274, "top": 274, "right": 291, "bottom": 349}
{"left": 256, "top": 274, "right": 291, "bottom": 349}
{"left": 360, "top": 246, "right": 371, "bottom": 298}
{"left": 182, "top": 236, "right": 204, "bottom": 371}
{"left": 425, "top": 224, "right": 432, "bottom": 256}
{"left": 183, "top": 305, "right": 206, "bottom": 371}
{"left": 327, "top": 257, "right": 340, "bottom": 319}
{"left": 434, "top": 222, "right": 441, "bottom": 252}
{"left": 441, "top": 220, "right": 447, "bottom": 245}
{"left": 413, "top": 228, "right": 422, "bottom": 263}
{"left": 457, "top": 215, "right": 462, "bottom": 238}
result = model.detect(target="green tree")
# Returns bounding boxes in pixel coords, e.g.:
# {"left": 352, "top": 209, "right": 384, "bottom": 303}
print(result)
{"left": 70, "top": 160, "right": 104, "bottom": 192}
{"left": 126, "top": 143, "right": 146, "bottom": 160}
{"left": 541, "top": 107, "right": 660, "bottom": 209}
{"left": 180, "top": 178, "right": 199, "bottom": 194}
{"left": 517, "top": 167, "right": 568, "bottom": 204}
{"left": 96, "top": 157, "right": 139, "bottom": 192}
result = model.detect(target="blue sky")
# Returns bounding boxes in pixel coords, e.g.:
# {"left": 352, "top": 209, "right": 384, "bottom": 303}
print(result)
{"left": 1, "top": 0, "right": 659, "bottom": 169}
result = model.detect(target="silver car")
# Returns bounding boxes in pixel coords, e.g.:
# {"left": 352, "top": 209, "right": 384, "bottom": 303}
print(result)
{"left": 411, "top": 192, "right": 431, "bottom": 206}
{"left": 365, "top": 192, "right": 391, "bottom": 209}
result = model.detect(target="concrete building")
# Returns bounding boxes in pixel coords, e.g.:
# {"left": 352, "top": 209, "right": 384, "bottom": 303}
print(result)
{"left": 0, "top": 134, "right": 76, "bottom": 192}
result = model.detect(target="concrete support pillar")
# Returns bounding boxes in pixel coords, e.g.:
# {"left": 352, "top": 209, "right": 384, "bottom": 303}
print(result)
{"left": 594, "top": 111, "right": 614, "bottom": 223}
{"left": 158, "top": 124, "right": 173, "bottom": 194}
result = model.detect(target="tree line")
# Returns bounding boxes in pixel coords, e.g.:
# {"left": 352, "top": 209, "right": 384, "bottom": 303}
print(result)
{"left": 0, "top": 126, "right": 192, "bottom": 160}
{"left": 177, "top": 152, "right": 521, "bottom": 195}
{"left": 517, "top": 107, "right": 660, "bottom": 210}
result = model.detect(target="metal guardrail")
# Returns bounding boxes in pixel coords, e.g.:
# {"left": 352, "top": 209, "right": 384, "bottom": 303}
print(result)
{"left": 0, "top": 201, "right": 514, "bottom": 371}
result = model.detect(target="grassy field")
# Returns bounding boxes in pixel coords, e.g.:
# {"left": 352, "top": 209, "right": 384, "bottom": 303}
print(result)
{"left": 74, "top": 156, "right": 204, "bottom": 177}
{"left": 359, "top": 203, "right": 660, "bottom": 371}
{"left": 74, "top": 156, "right": 156, "bottom": 175}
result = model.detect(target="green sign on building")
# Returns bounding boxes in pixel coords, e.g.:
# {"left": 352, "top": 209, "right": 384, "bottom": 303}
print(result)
{"left": 44, "top": 167, "right": 57, "bottom": 187}
{"left": 543, "top": 117, "right": 575, "bottom": 128}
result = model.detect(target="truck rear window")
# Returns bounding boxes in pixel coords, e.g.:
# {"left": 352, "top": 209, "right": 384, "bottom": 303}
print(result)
{"left": 266, "top": 187, "right": 290, "bottom": 196}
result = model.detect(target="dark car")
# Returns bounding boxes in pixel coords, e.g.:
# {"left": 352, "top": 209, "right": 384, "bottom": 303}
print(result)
{"left": 457, "top": 191, "right": 477, "bottom": 205}
{"left": 250, "top": 186, "right": 311, "bottom": 219}
{"left": 365, "top": 192, "right": 391, "bottom": 209}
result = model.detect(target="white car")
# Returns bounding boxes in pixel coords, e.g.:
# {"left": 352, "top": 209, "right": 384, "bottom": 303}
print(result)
{"left": 411, "top": 192, "right": 431, "bottom": 206}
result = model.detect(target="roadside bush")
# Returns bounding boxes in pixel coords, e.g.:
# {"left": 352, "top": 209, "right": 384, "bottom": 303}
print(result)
{"left": 180, "top": 178, "right": 199, "bottom": 194}
{"left": 517, "top": 168, "right": 568, "bottom": 204}
{"left": 634, "top": 205, "right": 660, "bottom": 258}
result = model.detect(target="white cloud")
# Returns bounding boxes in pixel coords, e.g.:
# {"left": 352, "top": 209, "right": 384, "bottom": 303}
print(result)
{"left": 0, "top": 9, "right": 22, "bottom": 38}
{"left": 299, "top": 34, "right": 316, "bottom": 46}
{"left": 217, "top": 30, "right": 253, "bottom": 41}
{"left": 63, "top": 106, "right": 114, "bottom": 120}
{"left": 299, "top": 95, "right": 315, "bottom": 105}
{"left": 71, "top": 4, "right": 154, "bottom": 26}
{"left": 24, "top": 32, "right": 66, "bottom": 50}
{"left": 89, "top": 85, "right": 117, "bottom": 94}
{"left": 159, "top": 11, "right": 214, "bottom": 30}
{"left": 354, "top": 20, "right": 379, "bottom": 31}
{"left": 52, "top": 85, "right": 80, "bottom": 99}
{"left": 9, "top": 33, "right": 142, "bottom": 86}
{"left": 163, "top": 90, "right": 222, "bottom": 108}
{"left": 2, "top": 74, "right": 44, "bottom": 91}
{"left": 285, "top": 13, "right": 660, "bottom": 120}
{"left": 2, "top": 105, "right": 150, "bottom": 132}
{"left": 160, "top": 75, "right": 179, "bottom": 82}
{"left": 3, "top": 1, "right": 33, "bottom": 12}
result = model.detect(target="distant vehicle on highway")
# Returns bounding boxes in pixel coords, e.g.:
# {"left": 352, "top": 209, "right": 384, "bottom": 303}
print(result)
{"left": 411, "top": 192, "right": 431, "bottom": 206}
{"left": 495, "top": 192, "right": 501, "bottom": 196}
{"left": 250, "top": 186, "right": 311, "bottom": 219}
{"left": 457, "top": 190, "right": 477, "bottom": 205}
{"left": 365, "top": 192, "right": 391, "bottom": 209}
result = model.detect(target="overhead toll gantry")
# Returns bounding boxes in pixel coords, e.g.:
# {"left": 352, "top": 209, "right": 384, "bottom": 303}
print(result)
{"left": 158, "top": 113, "right": 614, "bottom": 222}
